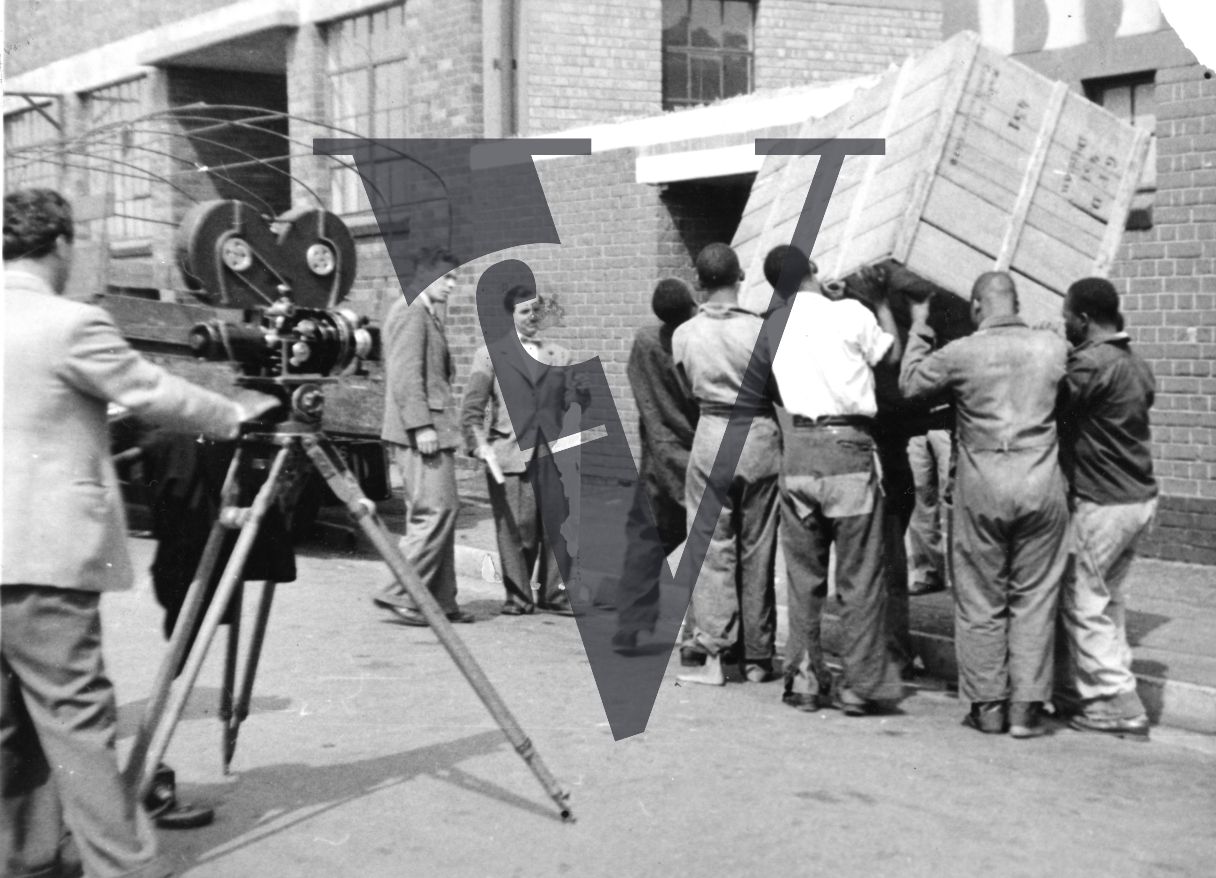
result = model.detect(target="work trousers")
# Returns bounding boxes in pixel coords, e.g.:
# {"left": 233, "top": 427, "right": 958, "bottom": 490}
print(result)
{"left": 1, "top": 586, "right": 168, "bottom": 878}
{"left": 907, "top": 429, "right": 953, "bottom": 590}
{"left": 951, "top": 448, "right": 1069, "bottom": 705}
{"left": 684, "top": 415, "right": 779, "bottom": 662}
{"left": 379, "top": 444, "right": 460, "bottom": 615}
{"left": 1061, "top": 497, "right": 1156, "bottom": 719}
{"left": 781, "top": 424, "right": 903, "bottom": 702}
{"left": 488, "top": 472, "right": 562, "bottom": 607}
{"left": 614, "top": 482, "right": 668, "bottom": 636}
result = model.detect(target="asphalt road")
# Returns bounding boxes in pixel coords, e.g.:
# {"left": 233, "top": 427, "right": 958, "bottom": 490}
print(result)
{"left": 102, "top": 535, "right": 1216, "bottom": 878}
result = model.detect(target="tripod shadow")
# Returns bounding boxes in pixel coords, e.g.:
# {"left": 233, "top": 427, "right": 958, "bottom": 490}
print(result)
{"left": 160, "top": 730, "right": 561, "bottom": 869}
{"left": 115, "top": 686, "right": 294, "bottom": 740}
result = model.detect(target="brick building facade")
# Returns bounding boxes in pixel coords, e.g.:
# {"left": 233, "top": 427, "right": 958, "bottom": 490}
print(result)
{"left": 6, "top": 0, "right": 1213, "bottom": 561}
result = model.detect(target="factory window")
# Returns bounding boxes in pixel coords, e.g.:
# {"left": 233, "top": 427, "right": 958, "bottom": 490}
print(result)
{"left": 326, "top": 2, "right": 410, "bottom": 219}
{"left": 81, "top": 76, "right": 158, "bottom": 247}
{"left": 3, "top": 100, "right": 62, "bottom": 192}
{"left": 662, "top": 0, "right": 756, "bottom": 111}
{"left": 1085, "top": 72, "right": 1157, "bottom": 230}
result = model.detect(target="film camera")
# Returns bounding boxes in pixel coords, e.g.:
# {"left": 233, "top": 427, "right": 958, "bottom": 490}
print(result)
{"left": 177, "top": 199, "right": 377, "bottom": 424}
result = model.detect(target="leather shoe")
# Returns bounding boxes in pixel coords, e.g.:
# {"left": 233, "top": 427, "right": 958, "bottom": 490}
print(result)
{"left": 1069, "top": 712, "right": 1150, "bottom": 740}
{"left": 389, "top": 607, "right": 429, "bottom": 627}
{"left": 744, "top": 662, "right": 775, "bottom": 683}
{"left": 963, "top": 700, "right": 1008, "bottom": 734}
{"left": 537, "top": 596, "right": 575, "bottom": 616}
{"left": 1009, "top": 701, "right": 1051, "bottom": 739}
{"left": 908, "top": 579, "right": 946, "bottom": 596}
{"left": 611, "top": 629, "right": 639, "bottom": 654}
{"left": 446, "top": 609, "right": 475, "bottom": 624}
{"left": 782, "top": 690, "right": 820, "bottom": 712}
{"left": 679, "top": 647, "right": 707, "bottom": 667}
{"left": 500, "top": 600, "right": 535, "bottom": 616}
{"left": 155, "top": 802, "right": 215, "bottom": 830}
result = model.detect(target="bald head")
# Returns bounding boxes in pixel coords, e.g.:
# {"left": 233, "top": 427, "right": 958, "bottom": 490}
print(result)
{"left": 970, "top": 271, "right": 1019, "bottom": 322}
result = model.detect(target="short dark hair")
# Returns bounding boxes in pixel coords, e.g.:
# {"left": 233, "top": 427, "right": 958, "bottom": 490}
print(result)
{"left": 694, "top": 242, "right": 742, "bottom": 289}
{"left": 763, "top": 244, "right": 815, "bottom": 290}
{"left": 652, "top": 277, "right": 696, "bottom": 326}
{"left": 4, "top": 188, "right": 74, "bottom": 261}
{"left": 1067, "top": 277, "right": 1121, "bottom": 327}
{"left": 503, "top": 283, "right": 536, "bottom": 313}
{"left": 414, "top": 246, "right": 459, "bottom": 275}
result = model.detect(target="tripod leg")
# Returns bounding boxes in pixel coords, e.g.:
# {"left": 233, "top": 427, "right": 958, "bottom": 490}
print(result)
{"left": 219, "top": 583, "right": 244, "bottom": 774}
{"left": 225, "top": 580, "right": 277, "bottom": 773}
{"left": 123, "top": 452, "right": 243, "bottom": 790}
{"left": 131, "top": 444, "right": 294, "bottom": 801}
{"left": 301, "top": 435, "right": 575, "bottom": 822}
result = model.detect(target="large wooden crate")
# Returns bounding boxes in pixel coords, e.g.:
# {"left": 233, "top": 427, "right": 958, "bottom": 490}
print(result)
{"left": 733, "top": 30, "right": 1151, "bottom": 324}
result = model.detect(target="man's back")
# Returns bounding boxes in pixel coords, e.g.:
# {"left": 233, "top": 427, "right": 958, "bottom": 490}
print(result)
{"left": 1061, "top": 336, "right": 1156, "bottom": 505}
{"left": 672, "top": 304, "right": 764, "bottom": 409}
{"left": 627, "top": 323, "right": 697, "bottom": 455}
{"left": 3, "top": 271, "right": 240, "bottom": 591}
{"left": 906, "top": 316, "right": 1066, "bottom": 499}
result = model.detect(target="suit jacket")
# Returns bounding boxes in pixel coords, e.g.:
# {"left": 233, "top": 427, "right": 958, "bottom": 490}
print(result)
{"left": 2, "top": 269, "right": 243, "bottom": 592}
{"left": 380, "top": 294, "right": 460, "bottom": 450}
{"left": 459, "top": 336, "right": 573, "bottom": 474}
{"left": 626, "top": 323, "right": 697, "bottom": 503}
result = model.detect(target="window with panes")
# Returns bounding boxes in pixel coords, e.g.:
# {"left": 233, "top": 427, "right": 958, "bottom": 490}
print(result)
{"left": 4, "top": 102, "right": 63, "bottom": 192}
{"left": 662, "top": 0, "right": 756, "bottom": 111}
{"left": 81, "top": 76, "right": 158, "bottom": 245}
{"left": 326, "top": 2, "right": 410, "bottom": 219}
{"left": 1085, "top": 72, "right": 1157, "bottom": 230}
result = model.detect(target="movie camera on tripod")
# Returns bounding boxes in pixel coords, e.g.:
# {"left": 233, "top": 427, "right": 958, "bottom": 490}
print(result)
{"left": 175, "top": 198, "right": 377, "bottom": 424}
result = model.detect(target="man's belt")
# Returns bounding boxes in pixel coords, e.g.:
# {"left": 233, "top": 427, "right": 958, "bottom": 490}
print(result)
{"left": 698, "top": 402, "right": 775, "bottom": 419}
{"left": 791, "top": 414, "right": 874, "bottom": 430}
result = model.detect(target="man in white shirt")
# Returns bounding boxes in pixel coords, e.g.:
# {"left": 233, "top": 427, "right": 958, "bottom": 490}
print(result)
{"left": 761, "top": 245, "right": 905, "bottom": 714}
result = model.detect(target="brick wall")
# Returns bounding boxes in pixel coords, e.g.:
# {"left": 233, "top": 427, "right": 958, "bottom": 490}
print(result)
{"left": 523, "top": 0, "right": 663, "bottom": 134}
{"left": 5, "top": 0, "right": 238, "bottom": 75}
{"left": 755, "top": 0, "right": 942, "bottom": 88}
{"left": 1112, "top": 61, "right": 1216, "bottom": 564}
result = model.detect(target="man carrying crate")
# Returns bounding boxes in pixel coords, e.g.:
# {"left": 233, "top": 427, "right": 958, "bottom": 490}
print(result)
{"left": 900, "top": 271, "right": 1070, "bottom": 739}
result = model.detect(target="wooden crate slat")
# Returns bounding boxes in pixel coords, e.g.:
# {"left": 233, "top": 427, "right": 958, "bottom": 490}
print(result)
{"left": 1094, "top": 126, "right": 1152, "bottom": 274}
{"left": 941, "top": 124, "right": 1113, "bottom": 239}
{"left": 1010, "top": 221, "right": 1101, "bottom": 292}
{"left": 996, "top": 80, "right": 1071, "bottom": 270}
{"left": 921, "top": 177, "right": 1005, "bottom": 259}
{"left": 887, "top": 35, "right": 981, "bottom": 261}
{"left": 902, "top": 222, "right": 994, "bottom": 296}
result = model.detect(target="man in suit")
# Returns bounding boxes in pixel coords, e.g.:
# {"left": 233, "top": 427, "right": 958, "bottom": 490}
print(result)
{"left": 460, "top": 284, "right": 575, "bottom": 616}
{"left": 1, "top": 188, "right": 274, "bottom": 878}
{"left": 375, "top": 249, "right": 475, "bottom": 626}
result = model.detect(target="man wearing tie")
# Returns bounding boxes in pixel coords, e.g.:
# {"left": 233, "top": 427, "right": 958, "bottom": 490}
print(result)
{"left": 460, "top": 284, "right": 576, "bottom": 616}
{"left": 375, "top": 248, "right": 475, "bottom": 626}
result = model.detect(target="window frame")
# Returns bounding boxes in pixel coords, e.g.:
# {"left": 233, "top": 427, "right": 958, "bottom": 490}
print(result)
{"left": 1083, "top": 70, "right": 1157, "bottom": 231}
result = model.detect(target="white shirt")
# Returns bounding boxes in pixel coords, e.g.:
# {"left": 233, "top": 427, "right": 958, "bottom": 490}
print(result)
{"left": 770, "top": 291, "right": 893, "bottom": 419}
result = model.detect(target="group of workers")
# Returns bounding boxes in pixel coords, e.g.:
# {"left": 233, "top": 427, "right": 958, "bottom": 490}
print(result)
{"left": 631, "top": 241, "right": 1157, "bottom": 742}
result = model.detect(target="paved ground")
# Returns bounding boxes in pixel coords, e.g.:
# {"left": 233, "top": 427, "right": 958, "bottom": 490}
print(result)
{"left": 103, "top": 532, "right": 1216, "bottom": 878}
